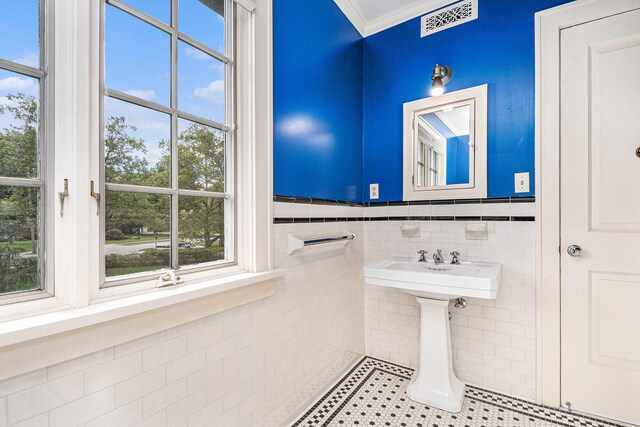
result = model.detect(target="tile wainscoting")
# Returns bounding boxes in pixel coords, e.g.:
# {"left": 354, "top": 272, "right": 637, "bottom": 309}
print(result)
{"left": 363, "top": 218, "right": 537, "bottom": 401}
{"left": 0, "top": 220, "right": 364, "bottom": 427}
{"left": 274, "top": 197, "right": 537, "bottom": 401}
{"left": 0, "top": 197, "right": 536, "bottom": 427}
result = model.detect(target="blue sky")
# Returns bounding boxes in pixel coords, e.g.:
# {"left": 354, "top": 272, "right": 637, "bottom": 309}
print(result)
{"left": 1, "top": 0, "right": 226, "bottom": 179}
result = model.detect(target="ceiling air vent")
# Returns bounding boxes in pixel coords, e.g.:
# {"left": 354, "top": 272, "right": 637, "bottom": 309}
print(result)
{"left": 420, "top": 0, "right": 478, "bottom": 38}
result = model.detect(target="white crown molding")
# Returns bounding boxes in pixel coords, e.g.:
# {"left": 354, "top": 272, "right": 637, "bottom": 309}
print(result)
{"left": 333, "top": 0, "right": 367, "bottom": 36}
{"left": 334, "top": 0, "right": 459, "bottom": 38}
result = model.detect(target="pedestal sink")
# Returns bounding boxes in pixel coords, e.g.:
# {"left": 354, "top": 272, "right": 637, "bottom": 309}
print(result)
{"left": 363, "top": 258, "right": 501, "bottom": 412}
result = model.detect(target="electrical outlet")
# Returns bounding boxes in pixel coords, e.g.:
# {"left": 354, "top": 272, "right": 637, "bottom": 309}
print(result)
{"left": 514, "top": 172, "right": 530, "bottom": 193}
{"left": 369, "top": 183, "right": 379, "bottom": 199}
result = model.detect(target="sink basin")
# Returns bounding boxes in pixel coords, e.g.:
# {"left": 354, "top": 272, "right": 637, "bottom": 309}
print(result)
{"left": 363, "top": 258, "right": 501, "bottom": 300}
{"left": 363, "top": 258, "right": 502, "bottom": 413}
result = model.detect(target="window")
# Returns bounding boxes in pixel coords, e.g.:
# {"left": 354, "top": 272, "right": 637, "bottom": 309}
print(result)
{"left": 428, "top": 147, "right": 441, "bottom": 187}
{"left": 416, "top": 129, "right": 443, "bottom": 188}
{"left": 102, "top": 0, "right": 234, "bottom": 286}
{"left": 0, "top": 0, "right": 53, "bottom": 304}
{"left": 0, "top": 0, "right": 273, "bottom": 328}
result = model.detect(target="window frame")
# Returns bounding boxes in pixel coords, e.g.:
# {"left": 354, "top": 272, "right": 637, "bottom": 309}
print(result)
{"left": 415, "top": 122, "right": 445, "bottom": 189}
{"left": 0, "top": 0, "right": 276, "bottom": 331}
{"left": 0, "top": 0, "right": 55, "bottom": 306}
{"left": 99, "top": 0, "right": 238, "bottom": 289}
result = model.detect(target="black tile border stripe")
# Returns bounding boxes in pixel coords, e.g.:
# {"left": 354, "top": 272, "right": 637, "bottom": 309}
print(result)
{"left": 274, "top": 194, "right": 535, "bottom": 207}
{"left": 292, "top": 356, "right": 629, "bottom": 427}
{"left": 273, "top": 195, "right": 365, "bottom": 207}
{"left": 290, "top": 357, "right": 370, "bottom": 427}
{"left": 273, "top": 195, "right": 535, "bottom": 223}
{"left": 320, "top": 367, "right": 408, "bottom": 426}
{"left": 274, "top": 216, "right": 535, "bottom": 224}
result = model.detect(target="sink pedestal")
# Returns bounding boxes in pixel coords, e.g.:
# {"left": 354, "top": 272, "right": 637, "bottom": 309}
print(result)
{"left": 406, "top": 297, "right": 465, "bottom": 413}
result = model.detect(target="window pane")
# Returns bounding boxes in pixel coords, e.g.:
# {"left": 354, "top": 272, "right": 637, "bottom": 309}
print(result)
{"left": 178, "top": 195, "right": 225, "bottom": 267}
{"left": 179, "top": 0, "right": 225, "bottom": 52}
{"left": 0, "top": 69, "right": 40, "bottom": 179}
{"left": 178, "top": 41, "right": 225, "bottom": 123}
{"left": 121, "top": 0, "right": 170, "bottom": 24}
{"left": 104, "top": 97, "right": 171, "bottom": 187}
{"left": 105, "top": 5, "right": 170, "bottom": 106}
{"left": 0, "top": 186, "right": 40, "bottom": 295}
{"left": 0, "top": 1, "right": 39, "bottom": 67}
{"left": 105, "top": 191, "right": 171, "bottom": 278}
{"left": 178, "top": 119, "right": 225, "bottom": 192}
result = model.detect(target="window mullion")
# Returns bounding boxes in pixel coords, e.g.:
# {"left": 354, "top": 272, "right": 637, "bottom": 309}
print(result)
{"left": 225, "top": 0, "right": 236, "bottom": 263}
{"left": 176, "top": 110, "right": 229, "bottom": 132}
{"left": 105, "top": 89, "right": 173, "bottom": 115}
{"left": 170, "top": 0, "right": 179, "bottom": 271}
{"left": 0, "top": 59, "right": 45, "bottom": 79}
{"left": 177, "top": 32, "right": 230, "bottom": 65}
{"left": 106, "top": 0, "right": 174, "bottom": 36}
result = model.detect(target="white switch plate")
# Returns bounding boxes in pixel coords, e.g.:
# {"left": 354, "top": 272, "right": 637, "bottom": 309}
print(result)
{"left": 370, "top": 183, "right": 379, "bottom": 199}
{"left": 514, "top": 172, "right": 530, "bottom": 193}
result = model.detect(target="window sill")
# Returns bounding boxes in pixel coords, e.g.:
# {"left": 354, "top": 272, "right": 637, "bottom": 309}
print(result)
{"left": 0, "top": 268, "right": 284, "bottom": 380}
{"left": 0, "top": 268, "right": 284, "bottom": 349}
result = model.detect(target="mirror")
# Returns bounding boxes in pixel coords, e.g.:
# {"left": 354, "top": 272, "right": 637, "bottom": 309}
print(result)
{"left": 403, "top": 85, "right": 487, "bottom": 200}
{"left": 416, "top": 104, "right": 471, "bottom": 188}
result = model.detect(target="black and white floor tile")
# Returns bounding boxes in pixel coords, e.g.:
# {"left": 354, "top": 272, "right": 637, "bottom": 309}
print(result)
{"left": 291, "top": 357, "right": 630, "bottom": 427}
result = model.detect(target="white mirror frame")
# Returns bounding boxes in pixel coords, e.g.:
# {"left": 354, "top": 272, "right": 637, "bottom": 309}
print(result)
{"left": 403, "top": 84, "right": 488, "bottom": 201}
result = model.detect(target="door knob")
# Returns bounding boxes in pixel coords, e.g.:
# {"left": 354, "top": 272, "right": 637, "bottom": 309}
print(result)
{"left": 567, "top": 245, "right": 583, "bottom": 257}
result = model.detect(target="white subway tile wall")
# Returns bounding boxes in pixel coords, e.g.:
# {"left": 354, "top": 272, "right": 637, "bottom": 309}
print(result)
{"left": 363, "top": 218, "right": 537, "bottom": 401}
{"left": 0, "top": 216, "right": 364, "bottom": 427}
{"left": 0, "top": 200, "right": 537, "bottom": 426}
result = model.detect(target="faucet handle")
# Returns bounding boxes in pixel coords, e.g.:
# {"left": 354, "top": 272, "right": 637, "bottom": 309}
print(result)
{"left": 417, "top": 249, "right": 428, "bottom": 262}
{"left": 450, "top": 251, "right": 460, "bottom": 257}
{"left": 417, "top": 250, "right": 428, "bottom": 255}
{"left": 450, "top": 251, "right": 461, "bottom": 264}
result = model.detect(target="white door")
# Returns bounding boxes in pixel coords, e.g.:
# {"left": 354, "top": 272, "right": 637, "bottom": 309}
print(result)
{"left": 560, "top": 7, "right": 640, "bottom": 425}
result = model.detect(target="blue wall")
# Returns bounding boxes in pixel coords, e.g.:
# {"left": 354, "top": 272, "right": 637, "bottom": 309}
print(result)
{"left": 273, "top": 0, "right": 363, "bottom": 201}
{"left": 361, "top": 0, "right": 572, "bottom": 201}
{"left": 448, "top": 136, "right": 470, "bottom": 185}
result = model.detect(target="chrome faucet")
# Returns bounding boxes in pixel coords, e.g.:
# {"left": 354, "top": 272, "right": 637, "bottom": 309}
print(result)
{"left": 417, "top": 250, "right": 428, "bottom": 262}
{"left": 450, "top": 251, "right": 460, "bottom": 265}
{"left": 433, "top": 249, "right": 444, "bottom": 265}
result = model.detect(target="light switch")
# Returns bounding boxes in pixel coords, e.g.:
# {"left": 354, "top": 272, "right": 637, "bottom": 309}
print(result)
{"left": 370, "top": 183, "right": 379, "bottom": 199}
{"left": 515, "top": 172, "right": 530, "bottom": 193}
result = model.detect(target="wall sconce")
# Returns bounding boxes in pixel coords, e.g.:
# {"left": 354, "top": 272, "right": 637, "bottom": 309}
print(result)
{"left": 431, "top": 64, "right": 452, "bottom": 96}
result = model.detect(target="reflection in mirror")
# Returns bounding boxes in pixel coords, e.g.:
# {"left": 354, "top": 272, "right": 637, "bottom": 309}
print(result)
{"left": 416, "top": 105, "right": 470, "bottom": 188}
{"left": 403, "top": 84, "right": 487, "bottom": 201}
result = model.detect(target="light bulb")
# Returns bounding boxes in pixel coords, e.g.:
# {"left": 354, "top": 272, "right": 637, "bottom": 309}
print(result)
{"left": 431, "top": 78, "right": 444, "bottom": 96}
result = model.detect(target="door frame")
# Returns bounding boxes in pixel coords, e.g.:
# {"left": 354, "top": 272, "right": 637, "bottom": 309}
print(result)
{"left": 535, "top": 0, "right": 640, "bottom": 407}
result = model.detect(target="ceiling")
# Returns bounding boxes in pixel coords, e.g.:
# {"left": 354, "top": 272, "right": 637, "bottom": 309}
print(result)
{"left": 334, "top": 0, "right": 457, "bottom": 37}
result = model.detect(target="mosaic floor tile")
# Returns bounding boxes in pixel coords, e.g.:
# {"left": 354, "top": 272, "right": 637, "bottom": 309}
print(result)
{"left": 291, "top": 357, "right": 631, "bottom": 427}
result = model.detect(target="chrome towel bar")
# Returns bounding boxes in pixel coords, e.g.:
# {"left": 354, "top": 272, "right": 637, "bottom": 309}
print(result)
{"left": 288, "top": 230, "right": 355, "bottom": 255}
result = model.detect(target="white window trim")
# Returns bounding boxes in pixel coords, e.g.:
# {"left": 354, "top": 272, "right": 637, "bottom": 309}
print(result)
{"left": 98, "top": 0, "right": 237, "bottom": 292}
{"left": 0, "top": 0, "right": 280, "bottom": 377}
{"left": 0, "top": 0, "right": 55, "bottom": 308}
